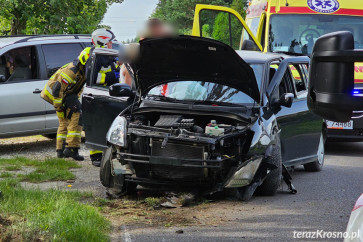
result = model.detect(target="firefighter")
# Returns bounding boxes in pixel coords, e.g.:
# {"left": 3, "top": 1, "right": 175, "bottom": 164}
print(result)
{"left": 88, "top": 29, "right": 120, "bottom": 166}
{"left": 40, "top": 48, "right": 91, "bottom": 160}
{"left": 91, "top": 28, "right": 120, "bottom": 86}
{"left": 41, "top": 28, "right": 119, "bottom": 161}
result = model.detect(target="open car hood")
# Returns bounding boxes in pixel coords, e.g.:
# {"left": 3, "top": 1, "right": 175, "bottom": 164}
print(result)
{"left": 132, "top": 36, "right": 260, "bottom": 103}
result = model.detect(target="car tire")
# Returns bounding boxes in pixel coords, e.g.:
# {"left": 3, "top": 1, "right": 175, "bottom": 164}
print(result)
{"left": 42, "top": 133, "right": 57, "bottom": 139}
{"left": 256, "top": 141, "right": 282, "bottom": 196}
{"left": 100, "top": 146, "right": 137, "bottom": 196}
{"left": 304, "top": 133, "right": 325, "bottom": 172}
{"left": 100, "top": 146, "right": 113, "bottom": 188}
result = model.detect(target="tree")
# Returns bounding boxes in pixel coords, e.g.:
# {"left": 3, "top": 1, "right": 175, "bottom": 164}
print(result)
{"left": 0, "top": 0, "right": 123, "bottom": 35}
{"left": 231, "top": 0, "right": 249, "bottom": 18}
{"left": 0, "top": 18, "right": 11, "bottom": 35}
{"left": 206, "top": 0, "right": 249, "bottom": 49}
{"left": 152, "top": 0, "right": 233, "bottom": 34}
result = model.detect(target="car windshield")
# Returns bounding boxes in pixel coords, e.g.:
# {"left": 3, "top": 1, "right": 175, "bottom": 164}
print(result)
{"left": 269, "top": 14, "right": 363, "bottom": 55}
{"left": 147, "top": 64, "right": 263, "bottom": 105}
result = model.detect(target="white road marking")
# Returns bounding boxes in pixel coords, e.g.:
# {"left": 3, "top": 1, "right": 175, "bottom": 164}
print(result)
{"left": 122, "top": 225, "right": 132, "bottom": 242}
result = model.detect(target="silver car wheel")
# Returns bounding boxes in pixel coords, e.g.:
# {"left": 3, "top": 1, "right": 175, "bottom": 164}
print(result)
{"left": 317, "top": 133, "right": 325, "bottom": 165}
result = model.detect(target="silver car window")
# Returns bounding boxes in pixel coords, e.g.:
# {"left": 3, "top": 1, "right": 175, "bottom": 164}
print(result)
{"left": 0, "top": 46, "right": 37, "bottom": 83}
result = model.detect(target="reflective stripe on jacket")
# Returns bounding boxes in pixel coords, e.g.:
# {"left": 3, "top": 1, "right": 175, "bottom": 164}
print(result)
{"left": 40, "top": 61, "right": 85, "bottom": 111}
{"left": 96, "top": 66, "right": 113, "bottom": 85}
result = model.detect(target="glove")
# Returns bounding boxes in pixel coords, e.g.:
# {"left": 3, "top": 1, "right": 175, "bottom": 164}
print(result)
{"left": 64, "top": 94, "right": 81, "bottom": 112}
{"left": 57, "top": 111, "right": 65, "bottom": 119}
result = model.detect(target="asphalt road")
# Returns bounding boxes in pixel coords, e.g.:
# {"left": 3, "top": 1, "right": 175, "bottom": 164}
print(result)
{"left": 1, "top": 137, "right": 361, "bottom": 241}
{"left": 117, "top": 141, "right": 363, "bottom": 242}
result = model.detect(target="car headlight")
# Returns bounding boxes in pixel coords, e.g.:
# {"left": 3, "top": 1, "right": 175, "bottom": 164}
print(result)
{"left": 106, "top": 116, "right": 127, "bottom": 147}
{"left": 224, "top": 157, "right": 263, "bottom": 188}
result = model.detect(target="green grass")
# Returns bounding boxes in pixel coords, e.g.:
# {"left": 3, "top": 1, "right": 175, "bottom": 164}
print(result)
{"left": 4, "top": 165, "right": 21, "bottom": 171}
{"left": 144, "top": 197, "right": 162, "bottom": 207}
{"left": 93, "top": 197, "right": 113, "bottom": 207}
{"left": 18, "top": 169, "right": 76, "bottom": 183}
{"left": 0, "top": 172, "right": 13, "bottom": 178}
{"left": 0, "top": 157, "right": 81, "bottom": 183}
{"left": 0, "top": 178, "right": 110, "bottom": 241}
{"left": 0, "top": 157, "right": 111, "bottom": 240}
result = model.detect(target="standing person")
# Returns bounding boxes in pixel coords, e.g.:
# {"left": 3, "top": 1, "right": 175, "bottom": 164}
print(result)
{"left": 40, "top": 49, "right": 90, "bottom": 160}
{"left": 140, "top": 18, "right": 175, "bottom": 40}
{"left": 88, "top": 29, "right": 121, "bottom": 166}
{"left": 119, "top": 18, "right": 175, "bottom": 88}
{"left": 90, "top": 29, "right": 120, "bottom": 86}
{"left": 41, "top": 28, "right": 119, "bottom": 161}
{"left": 119, "top": 63, "right": 133, "bottom": 87}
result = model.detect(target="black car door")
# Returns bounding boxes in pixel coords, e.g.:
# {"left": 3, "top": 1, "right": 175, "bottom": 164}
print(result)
{"left": 274, "top": 63, "right": 322, "bottom": 166}
{"left": 82, "top": 51, "right": 132, "bottom": 151}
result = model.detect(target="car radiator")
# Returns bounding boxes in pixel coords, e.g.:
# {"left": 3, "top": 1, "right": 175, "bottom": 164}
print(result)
{"left": 149, "top": 141, "right": 207, "bottom": 181}
{"left": 151, "top": 141, "right": 204, "bottom": 160}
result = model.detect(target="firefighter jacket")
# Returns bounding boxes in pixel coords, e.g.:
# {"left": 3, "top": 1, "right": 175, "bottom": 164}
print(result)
{"left": 92, "top": 47, "right": 120, "bottom": 86}
{"left": 41, "top": 61, "right": 86, "bottom": 112}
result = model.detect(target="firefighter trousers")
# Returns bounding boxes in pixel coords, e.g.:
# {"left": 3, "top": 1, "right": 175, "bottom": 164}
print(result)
{"left": 56, "top": 108, "right": 82, "bottom": 150}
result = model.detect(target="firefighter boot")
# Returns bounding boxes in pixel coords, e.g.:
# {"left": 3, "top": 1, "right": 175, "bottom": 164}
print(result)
{"left": 57, "top": 150, "right": 65, "bottom": 158}
{"left": 56, "top": 141, "right": 66, "bottom": 158}
{"left": 90, "top": 150, "right": 103, "bottom": 167}
{"left": 64, "top": 148, "right": 84, "bottom": 161}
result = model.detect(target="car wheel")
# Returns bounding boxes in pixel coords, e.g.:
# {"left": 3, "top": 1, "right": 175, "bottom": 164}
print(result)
{"left": 42, "top": 133, "right": 57, "bottom": 139}
{"left": 256, "top": 141, "right": 282, "bottom": 196}
{"left": 100, "top": 146, "right": 113, "bottom": 188}
{"left": 100, "top": 146, "right": 136, "bottom": 196}
{"left": 304, "top": 133, "right": 324, "bottom": 172}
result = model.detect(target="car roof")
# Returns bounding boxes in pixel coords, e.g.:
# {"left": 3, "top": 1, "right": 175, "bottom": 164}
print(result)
{"left": 236, "top": 50, "right": 285, "bottom": 64}
{"left": 0, "top": 35, "right": 91, "bottom": 49}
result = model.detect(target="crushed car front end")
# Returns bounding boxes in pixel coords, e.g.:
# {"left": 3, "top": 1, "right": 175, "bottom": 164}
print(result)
{"left": 102, "top": 36, "right": 280, "bottom": 195}
{"left": 106, "top": 106, "right": 278, "bottom": 194}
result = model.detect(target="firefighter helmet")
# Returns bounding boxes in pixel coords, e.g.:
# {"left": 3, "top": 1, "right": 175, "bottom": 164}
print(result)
{"left": 78, "top": 47, "right": 91, "bottom": 65}
{"left": 92, "top": 29, "right": 116, "bottom": 47}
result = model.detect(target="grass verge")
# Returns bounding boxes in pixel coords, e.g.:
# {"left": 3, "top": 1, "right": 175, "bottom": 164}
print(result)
{"left": 0, "top": 178, "right": 111, "bottom": 241}
{"left": 0, "top": 157, "right": 81, "bottom": 182}
{"left": 0, "top": 172, "right": 12, "bottom": 178}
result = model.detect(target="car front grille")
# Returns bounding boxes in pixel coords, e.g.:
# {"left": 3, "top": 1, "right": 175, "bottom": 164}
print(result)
{"left": 151, "top": 141, "right": 204, "bottom": 160}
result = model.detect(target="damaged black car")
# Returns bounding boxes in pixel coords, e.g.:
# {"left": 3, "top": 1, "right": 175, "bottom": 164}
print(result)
{"left": 82, "top": 36, "right": 324, "bottom": 200}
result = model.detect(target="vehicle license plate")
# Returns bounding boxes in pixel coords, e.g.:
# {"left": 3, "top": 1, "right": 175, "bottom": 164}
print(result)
{"left": 326, "top": 120, "right": 353, "bottom": 130}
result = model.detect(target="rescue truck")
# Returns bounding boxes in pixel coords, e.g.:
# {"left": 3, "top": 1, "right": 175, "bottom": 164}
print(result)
{"left": 192, "top": 0, "right": 363, "bottom": 141}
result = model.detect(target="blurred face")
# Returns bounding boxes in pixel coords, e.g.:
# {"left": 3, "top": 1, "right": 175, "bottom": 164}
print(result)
{"left": 106, "top": 41, "right": 112, "bottom": 49}
{"left": 150, "top": 25, "right": 166, "bottom": 37}
{"left": 6, "top": 60, "right": 14, "bottom": 72}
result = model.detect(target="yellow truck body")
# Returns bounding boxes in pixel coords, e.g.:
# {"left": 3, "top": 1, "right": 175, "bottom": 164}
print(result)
{"left": 192, "top": 0, "right": 363, "bottom": 85}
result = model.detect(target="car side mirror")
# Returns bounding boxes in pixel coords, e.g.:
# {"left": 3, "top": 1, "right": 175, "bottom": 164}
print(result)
{"left": 241, "top": 40, "right": 259, "bottom": 51}
{"left": 308, "top": 31, "right": 363, "bottom": 122}
{"left": 109, "top": 83, "right": 133, "bottom": 97}
{"left": 0, "top": 75, "right": 6, "bottom": 82}
{"left": 272, "top": 93, "right": 294, "bottom": 108}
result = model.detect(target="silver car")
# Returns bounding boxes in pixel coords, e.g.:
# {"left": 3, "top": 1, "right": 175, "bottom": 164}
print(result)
{"left": 0, "top": 35, "right": 91, "bottom": 138}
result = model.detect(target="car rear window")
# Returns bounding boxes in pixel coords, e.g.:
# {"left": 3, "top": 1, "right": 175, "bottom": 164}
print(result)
{"left": 42, "top": 43, "right": 83, "bottom": 78}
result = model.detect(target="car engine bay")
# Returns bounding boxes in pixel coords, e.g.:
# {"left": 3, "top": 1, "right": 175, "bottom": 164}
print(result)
{"left": 118, "top": 112, "right": 256, "bottom": 184}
